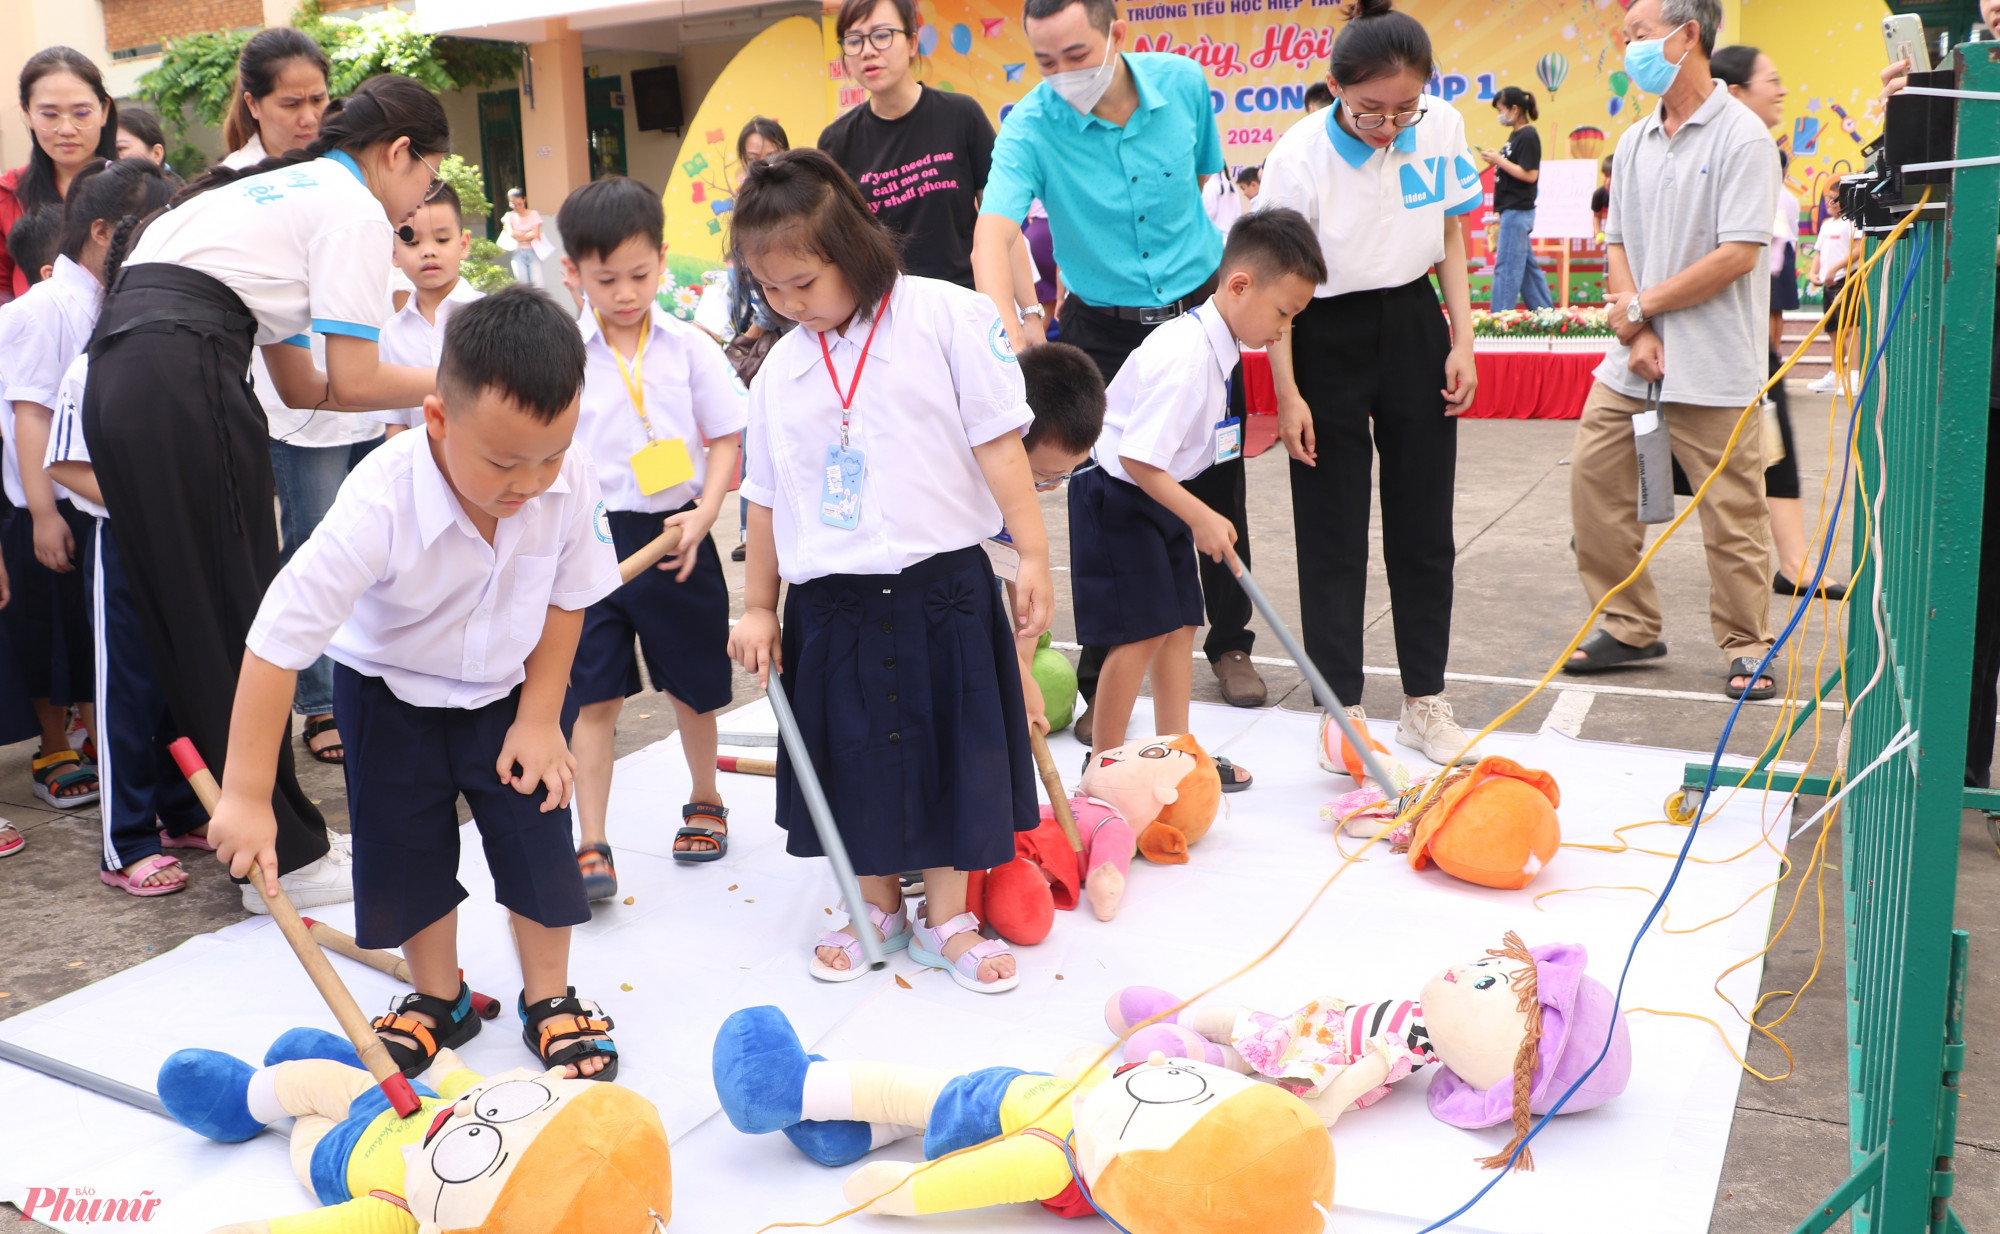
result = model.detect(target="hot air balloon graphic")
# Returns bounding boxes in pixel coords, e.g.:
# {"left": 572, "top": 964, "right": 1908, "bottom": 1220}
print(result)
{"left": 1569, "top": 125, "right": 1605, "bottom": 159}
{"left": 1537, "top": 52, "right": 1569, "bottom": 93}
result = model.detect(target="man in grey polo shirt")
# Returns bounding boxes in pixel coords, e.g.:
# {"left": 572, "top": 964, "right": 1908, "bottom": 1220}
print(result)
{"left": 1563, "top": 0, "right": 1780, "bottom": 700}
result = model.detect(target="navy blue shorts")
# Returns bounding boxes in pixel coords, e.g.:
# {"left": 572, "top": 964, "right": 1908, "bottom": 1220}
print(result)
{"left": 776, "top": 544, "right": 1038, "bottom": 875}
{"left": 1067, "top": 465, "right": 1206, "bottom": 648}
{"left": 334, "top": 665, "right": 589, "bottom": 949}
{"left": 571, "top": 506, "right": 733, "bottom": 714}
{"left": 3, "top": 501, "right": 96, "bottom": 706}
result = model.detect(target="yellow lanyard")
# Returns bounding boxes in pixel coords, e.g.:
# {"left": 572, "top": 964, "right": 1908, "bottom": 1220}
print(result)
{"left": 597, "top": 309, "right": 654, "bottom": 440}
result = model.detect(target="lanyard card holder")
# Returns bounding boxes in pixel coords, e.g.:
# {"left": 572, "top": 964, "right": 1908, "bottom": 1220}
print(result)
{"left": 631, "top": 438, "right": 695, "bottom": 495}
{"left": 1213, "top": 416, "right": 1244, "bottom": 466}
{"left": 821, "top": 443, "right": 865, "bottom": 529}
{"left": 1633, "top": 382, "right": 1674, "bottom": 525}
{"left": 983, "top": 525, "right": 1021, "bottom": 581}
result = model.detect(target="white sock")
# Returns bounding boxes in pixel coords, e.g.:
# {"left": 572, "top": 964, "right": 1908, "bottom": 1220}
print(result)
{"left": 871, "top": 1123, "right": 920, "bottom": 1149}
{"left": 244, "top": 1066, "right": 284, "bottom": 1125}
{"left": 800, "top": 1061, "right": 855, "bottom": 1122}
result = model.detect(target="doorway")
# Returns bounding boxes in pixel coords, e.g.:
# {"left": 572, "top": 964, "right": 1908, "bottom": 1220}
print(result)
{"left": 586, "top": 74, "right": 628, "bottom": 180}
{"left": 476, "top": 88, "right": 525, "bottom": 241}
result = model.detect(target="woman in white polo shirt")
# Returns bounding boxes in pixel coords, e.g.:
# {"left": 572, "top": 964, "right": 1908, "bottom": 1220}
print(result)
{"left": 1257, "top": 0, "right": 1482, "bottom": 767}
{"left": 82, "top": 73, "right": 444, "bottom": 897}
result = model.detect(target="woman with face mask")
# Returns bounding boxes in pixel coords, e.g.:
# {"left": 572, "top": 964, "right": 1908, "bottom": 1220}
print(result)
{"left": 1480, "top": 86, "right": 1551, "bottom": 311}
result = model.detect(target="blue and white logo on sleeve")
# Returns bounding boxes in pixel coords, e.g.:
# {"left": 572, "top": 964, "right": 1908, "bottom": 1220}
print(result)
{"left": 988, "top": 318, "right": 1018, "bottom": 363}
{"left": 1454, "top": 153, "right": 1482, "bottom": 190}
{"left": 1400, "top": 158, "right": 1451, "bottom": 208}
{"left": 593, "top": 501, "right": 613, "bottom": 544}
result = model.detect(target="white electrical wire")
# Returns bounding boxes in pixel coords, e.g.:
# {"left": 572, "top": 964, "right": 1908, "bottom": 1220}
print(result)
{"left": 1791, "top": 724, "right": 1919, "bottom": 838}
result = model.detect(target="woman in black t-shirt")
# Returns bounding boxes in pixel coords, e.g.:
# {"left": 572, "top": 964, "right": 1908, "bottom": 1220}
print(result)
{"left": 1479, "top": 85, "right": 1551, "bottom": 310}
{"left": 817, "top": 0, "right": 994, "bottom": 287}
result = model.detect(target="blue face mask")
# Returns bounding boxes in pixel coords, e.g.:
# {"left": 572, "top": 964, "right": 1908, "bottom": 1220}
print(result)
{"left": 1623, "top": 29, "right": 1690, "bottom": 95}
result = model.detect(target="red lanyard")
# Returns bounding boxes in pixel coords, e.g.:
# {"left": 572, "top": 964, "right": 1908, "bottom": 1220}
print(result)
{"left": 817, "top": 293, "right": 893, "bottom": 447}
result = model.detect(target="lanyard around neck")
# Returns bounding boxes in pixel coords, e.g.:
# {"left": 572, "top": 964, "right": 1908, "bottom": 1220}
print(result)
{"left": 597, "top": 309, "right": 654, "bottom": 440}
{"left": 817, "top": 293, "right": 894, "bottom": 448}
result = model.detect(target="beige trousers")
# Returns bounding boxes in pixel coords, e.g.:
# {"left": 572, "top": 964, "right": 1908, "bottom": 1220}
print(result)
{"left": 1569, "top": 382, "right": 1774, "bottom": 662}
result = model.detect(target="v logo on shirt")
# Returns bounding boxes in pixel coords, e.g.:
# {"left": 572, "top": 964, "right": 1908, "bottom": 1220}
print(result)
{"left": 1399, "top": 158, "right": 1450, "bottom": 208}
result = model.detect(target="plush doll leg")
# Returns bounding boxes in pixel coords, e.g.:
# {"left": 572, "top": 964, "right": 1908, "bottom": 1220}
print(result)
{"left": 1104, "top": 985, "right": 1184, "bottom": 1035}
{"left": 253, "top": 1059, "right": 379, "bottom": 1191}
{"left": 803, "top": 1060, "right": 953, "bottom": 1131}
{"left": 714, "top": 1007, "right": 895, "bottom": 1167}
{"left": 1081, "top": 812, "right": 1135, "bottom": 921}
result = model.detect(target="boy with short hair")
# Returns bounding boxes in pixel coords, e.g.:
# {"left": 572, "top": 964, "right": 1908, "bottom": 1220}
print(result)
{"left": 1067, "top": 210, "right": 1325, "bottom": 783}
{"left": 376, "top": 183, "right": 483, "bottom": 436}
{"left": 557, "top": 176, "right": 743, "bottom": 891}
{"left": 1012, "top": 341, "right": 1105, "bottom": 733}
{"left": 207, "top": 286, "right": 626, "bottom": 1082}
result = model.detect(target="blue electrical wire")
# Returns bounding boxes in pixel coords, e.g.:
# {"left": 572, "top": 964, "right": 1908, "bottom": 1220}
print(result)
{"left": 1415, "top": 232, "right": 1929, "bottom": 1233}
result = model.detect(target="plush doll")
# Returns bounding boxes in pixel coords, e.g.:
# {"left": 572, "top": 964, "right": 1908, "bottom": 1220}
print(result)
{"left": 1405, "top": 757, "right": 1561, "bottom": 890}
{"left": 712, "top": 1006, "right": 1332, "bottom": 1232}
{"left": 1104, "top": 932, "right": 1631, "bottom": 1170}
{"left": 154, "top": 1028, "right": 671, "bottom": 1233}
{"left": 1031, "top": 631, "right": 1079, "bottom": 733}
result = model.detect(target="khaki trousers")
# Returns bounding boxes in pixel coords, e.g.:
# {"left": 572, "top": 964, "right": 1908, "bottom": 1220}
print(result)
{"left": 1570, "top": 382, "right": 1774, "bottom": 661}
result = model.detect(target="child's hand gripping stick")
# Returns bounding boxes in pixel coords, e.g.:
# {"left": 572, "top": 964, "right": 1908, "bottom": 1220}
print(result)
{"left": 1029, "top": 730, "right": 1085, "bottom": 853}
{"left": 763, "top": 675, "right": 888, "bottom": 971}
{"left": 618, "top": 524, "right": 686, "bottom": 585}
{"left": 167, "top": 737, "right": 422, "bottom": 1118}
{"left": 298, "top": 918, "right": 502, "bottom": 1020}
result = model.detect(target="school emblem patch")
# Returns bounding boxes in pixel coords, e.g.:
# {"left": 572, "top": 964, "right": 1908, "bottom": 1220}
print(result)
{"left": 989, "top": 318, "right": 1018, "bottom": 363}
{"left": 593, "top": 502, "right": 613, "bottom": 544}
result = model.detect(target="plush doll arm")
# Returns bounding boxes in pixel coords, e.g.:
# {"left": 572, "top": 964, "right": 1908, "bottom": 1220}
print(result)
{"left": 1300, "top": 1044, "right": 1398, "bottom": 1127}
{"left": 1136, "top": 821, "right": 1189, "bottom": 864}
{"left": 843, "top": 1134, "right": 1074, "bottom": 1216}
{"left": 263, "top": 1194, "right": 418, "bottom": 1234}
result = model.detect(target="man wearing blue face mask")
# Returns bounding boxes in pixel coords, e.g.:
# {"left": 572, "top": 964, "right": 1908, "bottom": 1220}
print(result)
{"left": 975, "top": 0, "right": 1271, "bottom": 734}
{"left": 1562, "top": 0, "right": 1782, "bottom": 702}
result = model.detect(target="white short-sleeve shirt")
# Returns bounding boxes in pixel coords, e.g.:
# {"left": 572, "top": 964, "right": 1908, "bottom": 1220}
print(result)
{"left": 46, "top": 353, "right": 104, "bottom": 519}
{"left": 741, "top": 275, "right": 1032, "bottom": 585}
{"left": 246, "top": 428, "right": 621, "bottom": 709}
{"left": 1256, "top": 100, "right": 1483, "bottom": 298}
{"left": 577, "top": 304, "right": 748, "bottom": 513}
{"left": 127, "top": 149, "right": 392, "bottom": 347}
{"left": 1097, "top": 298, "right": 1240, "bottom": 484}
{"left": 0, "top": 255, "right": 97, "bottom": 506}
{"left": 371, "top": 278, "right": 485, "bottom": 429}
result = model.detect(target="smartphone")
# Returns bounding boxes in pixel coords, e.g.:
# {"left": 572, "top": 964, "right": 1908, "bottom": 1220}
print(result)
{"left": 1883, "top": 13, "right": 1932, "bottom": 73}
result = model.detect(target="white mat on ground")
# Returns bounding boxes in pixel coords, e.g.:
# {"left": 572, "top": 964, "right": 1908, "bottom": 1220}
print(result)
{"left": 0, "top": 701, "right": 1795, "bottom": 1233}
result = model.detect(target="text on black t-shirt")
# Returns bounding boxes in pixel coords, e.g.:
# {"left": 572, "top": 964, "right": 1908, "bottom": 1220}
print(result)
{"left": 817, "top": 85, "right": 997, "bottom": 288}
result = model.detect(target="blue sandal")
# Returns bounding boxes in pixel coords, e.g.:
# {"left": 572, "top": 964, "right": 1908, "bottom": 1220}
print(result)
{"left": 577, "top": 842, "right": 617, "bottom": 902}
{"left": 674, "top": 802, "right": 729, "bottom": 863}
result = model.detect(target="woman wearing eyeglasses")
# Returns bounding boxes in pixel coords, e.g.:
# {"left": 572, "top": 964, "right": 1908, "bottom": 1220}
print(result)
{"left": 0, "top": 48, "right": 118, "bottom": 303}
{"left": 1256, "top": 0, "right": 1487, "bottom": 768}
{"left": 81, "top": 74, "right": 448, "bottom": 908}
{"left": 816, "top": 0, "right": 997, "bottom": 288}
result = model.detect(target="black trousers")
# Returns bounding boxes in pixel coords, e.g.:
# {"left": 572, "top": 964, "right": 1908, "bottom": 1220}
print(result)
{"left": 82, "top": 265, "right": 329, "bottom": 874}
{"left": 1058, "top": 295, "right": 1253, "bottom": 702}
{"left": 1967, "top": 401, "right": 2000, "bottom": 787}
{"left": 1289, "top": 276, "right": 1457, "bottom": 705}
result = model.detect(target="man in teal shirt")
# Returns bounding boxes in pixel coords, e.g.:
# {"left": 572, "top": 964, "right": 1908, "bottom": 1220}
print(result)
{"left": 972, "top": 0, "right": 1268, "bottom": 727}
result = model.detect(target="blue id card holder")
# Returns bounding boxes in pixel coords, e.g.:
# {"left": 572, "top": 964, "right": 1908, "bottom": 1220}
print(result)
{"left": 820, "top": 443, "right": 865, "bottom": 529}
{"left": 1213, "top": 416, "right": 1244, "bottom": 466}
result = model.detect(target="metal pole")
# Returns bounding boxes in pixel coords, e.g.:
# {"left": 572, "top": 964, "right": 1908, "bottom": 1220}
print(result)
{"left": 0, "top": 1037, "right": 171, "bottom": 1119}
{"left": 1232, "top": 563, "right": 1403, "bottom": 791}
{"left": 764, "top": 675, "right": 888, "bottom": 971}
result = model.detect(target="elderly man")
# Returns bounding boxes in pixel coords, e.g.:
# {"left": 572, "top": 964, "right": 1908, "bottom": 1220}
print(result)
{"left": 974, "top": 0, "right": 1268, "bottom": 731}
{"left": 1564, "top": 0, "right": 1781, "bottom": 700}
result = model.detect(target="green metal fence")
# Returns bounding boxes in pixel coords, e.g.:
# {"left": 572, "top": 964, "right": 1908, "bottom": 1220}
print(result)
{"left": 1787, "top": 43, "right": 2000, "bottom": 1234}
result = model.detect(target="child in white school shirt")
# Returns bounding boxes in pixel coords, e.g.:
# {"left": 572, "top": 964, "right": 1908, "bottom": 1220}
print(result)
{"left": 556, "top": 177, "right": 744, "bottom": 896}
{"left": 728, "top": 150, "right": 1050, "bottom": 994}
{"left": 208, "top": 287, "right": 627, "bottom": 1082}
{"left": 375, "top": 182, "right": 483, "bottom": 435}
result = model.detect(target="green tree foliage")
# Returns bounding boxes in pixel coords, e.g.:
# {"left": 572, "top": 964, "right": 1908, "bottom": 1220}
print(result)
{"left": 462, "top": 237, "right": 516, "bottom": 293}
{"left": 439, "top": 154, "right": 490, "bottom": 219}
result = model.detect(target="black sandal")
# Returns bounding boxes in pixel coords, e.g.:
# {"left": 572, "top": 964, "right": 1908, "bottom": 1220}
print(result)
{"left": 674, "top": 803, "right": 729, "bottom": 863}
{"left": 521, "top": 987, "right": 618, "bottom": 1082}
{"left": 371, "top": 981, "right": 481, "bottom": 1077}
{"left": 302, "top": 715, "right": 344, "bottom": 765}
{"left": 1214, "top": 756, "right": 1253, "bottom": 793}
{"left": 1562, "top": 630, "right": 1668, "bottom": 675}
{"left": 1726, "top": 657, "right": 1777, "bottom": 702}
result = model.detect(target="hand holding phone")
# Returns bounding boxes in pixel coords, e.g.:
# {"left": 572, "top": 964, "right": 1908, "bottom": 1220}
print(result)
{"left": 1883, "top": 14, "right": 1932, "bottom": 75}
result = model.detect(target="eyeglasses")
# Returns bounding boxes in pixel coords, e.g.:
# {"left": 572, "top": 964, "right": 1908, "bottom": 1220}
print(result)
{"left": 30, "top": 105, "right": 101, "bottom": 133}
{"left": 1034, "top": 459, "right": 1098, "bottom": 491}
{"left": 841, "top": 27, "right": 910, "bottom": 54}
{"left": 1347, "top": 105, "right": 1427, "bottom": 131}
{"left": 417, "top": 152, "right": 446, "bottom": 201}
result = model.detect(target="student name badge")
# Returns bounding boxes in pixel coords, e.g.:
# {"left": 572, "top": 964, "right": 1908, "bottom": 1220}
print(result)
{"left": 983, "top": 525, "right": 1021, "bottom": 582}
{"left": 1213, "top": 416, "right": 1244, "bottom": 466}
{"left": 820, "top": 443, "right": 865, "bottom": 529}
{"left": 630, "top": 437, "right": 695, "bottom": 496}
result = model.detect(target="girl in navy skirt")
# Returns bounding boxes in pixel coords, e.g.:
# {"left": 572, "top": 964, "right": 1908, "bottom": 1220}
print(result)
{"left": 728, "top": 149, "right": 1050, "bottom": 993}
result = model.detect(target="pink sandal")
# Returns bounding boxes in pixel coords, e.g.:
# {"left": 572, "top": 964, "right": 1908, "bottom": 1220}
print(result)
{"left": 100, "top": 853, "right": 187, "bottom": 897}
{"left": 160, "top": 828, "right": 214, "bottom": 852}
{"left": 0, "top": 822, "right": 22, "bottom": 858}
{"left": 910, "top": 909, "right": 1020, "bottom": 993}
{"left": 809, "top": 900, "right": 911, "bottom": 983}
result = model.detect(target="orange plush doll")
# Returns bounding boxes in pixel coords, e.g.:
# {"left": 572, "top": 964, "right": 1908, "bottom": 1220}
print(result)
{"left": 1404, "top": 756, "right": 1561, "bottom": 890}
{"left": 1085, "top": 735, "right": 1223, "bottom": 865}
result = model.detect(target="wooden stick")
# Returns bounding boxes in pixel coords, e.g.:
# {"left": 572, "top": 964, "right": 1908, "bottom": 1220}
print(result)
{"left": 1029, "top": 729, "right": 1085, "bottom": 853}
{"left": 299, "top": 918, "right": 502, "bottom": 1020}
{"left": 618, "top": 525, "right": 686, "bottom": 584}
{"left": 717, "top": 754, "right": 777, "bottom": 776}
{"left": 168, "top": 739, "right": 421, "bottom": 1118}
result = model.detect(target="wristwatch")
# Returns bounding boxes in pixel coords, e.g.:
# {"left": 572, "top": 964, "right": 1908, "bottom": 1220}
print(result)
{"left": 1020, "top": 304, "right": 1046, "bottom": 320}
{"left": 1625, "top": 293, "right": 1646, "bottom": 326}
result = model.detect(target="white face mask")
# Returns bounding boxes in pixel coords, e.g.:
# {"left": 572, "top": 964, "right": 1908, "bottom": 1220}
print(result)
{"left": 1045, "top": 38, "right": 1118, "bottom": 115}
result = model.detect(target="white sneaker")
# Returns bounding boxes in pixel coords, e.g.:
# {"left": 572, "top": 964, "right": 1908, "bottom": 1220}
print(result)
{"left": 1314, "top": 705, "right": 1370, "bottom": 774}
{"left": 1806, "top": 371, "right": 1838, "bottom": 394}
{"left": 241, "top": 850, "right": 354, "bottom": 914}
{"left": 1396, "top": 696, "right": 1482, "bottom": 767}
{"left": 325, "top": 830, "right": 352, "bottom": 864}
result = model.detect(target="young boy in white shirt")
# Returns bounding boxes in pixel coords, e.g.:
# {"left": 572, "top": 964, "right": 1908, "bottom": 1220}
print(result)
{"left": 375, "top": 183, "right": 484, "bottom": 435}
{"left": 206, "top": 287, "right": 626, "bottom": 1082}
{"left": 556, "top": 176, "right": 744, "bottom": 893}
{"left": 1068, "top": 210, "right": 1324, "bottom": 784}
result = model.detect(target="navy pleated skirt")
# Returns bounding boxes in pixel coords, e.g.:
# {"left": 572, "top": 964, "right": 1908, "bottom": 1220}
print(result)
{"left": 776, "top": 544, "right": 1038, "bottom": 875}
